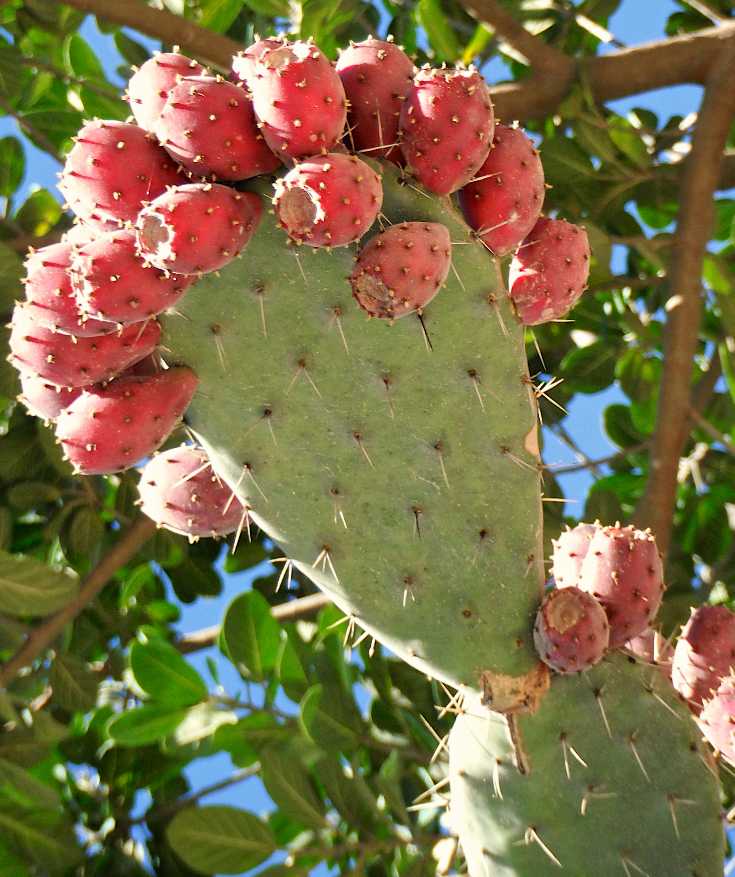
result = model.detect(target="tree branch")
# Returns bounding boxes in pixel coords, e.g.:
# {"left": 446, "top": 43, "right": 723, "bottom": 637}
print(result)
{"left": 0, "top": 516, "right": 156, "bottom": 689}
{"left": 177, "top": 592, "right": 329, "bottom": 654}
{"left": 62, "top": 0, "right": 241, "bottom": 69}
{"left": 459, "top": 0, "right": 572, "bottom": 74}
{"left": 633, "top": 45, "right": 735, "bottom": 557}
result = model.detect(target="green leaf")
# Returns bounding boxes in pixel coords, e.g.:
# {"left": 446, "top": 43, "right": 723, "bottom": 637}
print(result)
{"left": 198, "top": 0, "right": 245, "bottom": 32}
{"left": 166, "top": 806, "right": 276, "bottom": 874}
{"left": 0, "top": 803, "right": 82, "bottom": 870}
{"left": 0, "top": 758, "right": 59, "bottom": 810}
{"left": 222, "top": 590, "right": 282, "bottom": 681}
{"left": 173, "top": 703, "right": 237, "bottom": 745}
{"left": 64, "top": 505, "right": 104, "bottom": 562}
{"left": 300, "top": 684, "right": 360, "bottom": 752}
{"left": 417, "top": 0, "right": 461, "bottom": 62}
{"left": 462, "top": 23, "right": 493, "bottom": 65}
{"left": 560, "top": 341, "right": 618, "bottom": 394}
{"left": 14, "top": 189, "right": 62, "bottom": 236}
{"left": 0, "top": 552, "right": 78, "bottom": 617}
{"left": 276, "top": 631, "right": 309, "bottom": 701}
{"left": 719, "top": 340, "right": 735, "bottom": 405}
{"left": 317, "top": 756, "right": 381, "bottom": 828}
{"left": 214, "top": 713, "right": 285, "bottom": 767}
{"left": 603, "top": 404, "right": 646, "bottom": 449}
{"left": 0, "top": 138, "right": 24, "bottom": 198}
{"left": 107, "top": 704, "right": 188, "bottom": 747}
{"left": 114, "top": 32, "right": 150, "bottom": 68}
{"left": 63, "top": 33, "right": 106, "bottom": 81}
{"left": 607, "top": 115, "right": 649, "bottom": 169}
{"left": 129, "top": 636, "right": 208, "bottom": 707}
{"left": 50, "top": 654, "right": 98, "bottom": 712}
{"left": 259, "top": 747, "right": 326, "bottom": 829}
{"left": 5, "top": 482, "right": 61, "bottom": 510}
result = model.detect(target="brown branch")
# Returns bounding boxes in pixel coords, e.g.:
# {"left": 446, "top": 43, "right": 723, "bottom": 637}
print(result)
{"left": 459, "top": 0, "right": 571, "bottom": 74}
{"left": 633, "top": 46, "right": 735, "bottom": 557}
{"left": 177, "top": 592, "right": 329, "bottom": 654}
{"left": 0, "top": 516, "right": 156, "bottom": 689}
{"left": 62, "top": 0, "right": 241, "bottom": 69}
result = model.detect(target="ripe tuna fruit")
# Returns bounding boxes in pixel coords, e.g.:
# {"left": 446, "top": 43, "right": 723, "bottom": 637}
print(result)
{"left": 138, "top": 445, "right": 246, "bottom": 539}
{"left": 71, "top": 229, "right": 191, "bottom": 324}
{"left": 58, "top": 121, "right": 184, "bottom": 227}
{"left": 625, "top": 628, "right": 673, "bottom": 677}
{"left": 336, "top": 37, "right": 414, "bottom": 163}
{"left": 458, "top": 124, "right": 545, "bottom": 256}
{"left": 698, "top": 674, "right": 735, "bottom": 765}
{"left": 23, "top": 243, "right": 116, "bottom": 337}
{"left": 231, "top": 37, "right": 285, "bottom": 87}
{"left": 574, "top": 524, "right": 665, "bottom": 647}
{"left": 126, "top": 51, "right": 205, "bottom": 131}
{"left": 509, "top": 218, "right": 590, "bottom": 325}
{"left": 350, "top": 222, "right": 452, "bottom": 320}
{"left": 136, "top": 183, "right": 262, "bottom": 275}
{"left": 273, "top": 153, "right": 382, "bottom": 247}
{"left": 399, "top": 66, "right": 494, "bottom": 196}
{"left": 18, "top": 373, "right": 81, "bottom": 422}
{"left": 533, "top": 587, "right": 610, "bottom": 674}
{"left": 9, "top": 304, "right": 161, "bottom": 388}
{"left": 250, "top": 40, "right": 347, "bottom": 161}
{"left": 156, "top": 76, "right": 280, "bottom": 181}
{"left": 551, "top": 521, "right": 599, "bottom": 588}
{"left": 672, "top": 605, "right": 735, "bottom": 713}
{"left": 56, "top": 367, "right": 198, "bottom": 475}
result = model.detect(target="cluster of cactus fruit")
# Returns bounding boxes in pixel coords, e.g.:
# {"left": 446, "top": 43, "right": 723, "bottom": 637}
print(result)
{"left": 6, "top": 32, "right": 732, "bottom": 875}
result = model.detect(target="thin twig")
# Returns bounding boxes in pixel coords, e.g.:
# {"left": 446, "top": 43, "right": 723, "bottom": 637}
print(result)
{"left": 633, "top": 43, "right": 735, "bottom": 557}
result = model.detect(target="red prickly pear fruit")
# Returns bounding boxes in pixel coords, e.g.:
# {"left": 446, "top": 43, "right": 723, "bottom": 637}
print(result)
{"left": 574, "top": 524, "right": 665, "bottom": 648}
{"left": 458, "top": 124, "right": 545, "bottom": 256}
{"left": 398, "top": 66, "right": 494, "bottom": 196}
{"left": 138, "top": 445, "right": 246, "bottom": 538}
{"left": 61, "top": 223, "right": 96, "bottom": 246}
{"left": 71, "top": 229, "right": 192, "bottom": 324}
{"left": 672, "top": 605, "right": 735, "bottom": 713}
{"left": 625, "top": 628, "right": 673, "bottom": 678}
{"left": 8, "top": 304, "right": 161, "bottom": 388}
{"left": 22, "top": 243, "right": 117, "bottom": 337}
{"left": 126, "top": 51, "right": 205, "bottom": 131}
{"left": 551, "top": 521, "right": 599, "bottom": 588}
{"left": 136, "top": 183, "right": 262, "bottom": 275}
{"left": 335, "top": 37, "right": 414, "bottom": 164}
{"left": 155, "top": 75, "right": 281, "bottom": 181}
{"left": 533, "top": 586, "right": 609, "bottom": 674}
{"left": 509, "top": 218, "right": 591, "bottom": 325}
{"left": 55, "top": 367, "right": 198, "bottom": 475}
{"left": 18, "top": 373, "right": 81, "bottom": 422}
{"left": 250, "top": 40, "right": 347, "bottom": 161}
{"left": 58, "top": 120, "right": 184, "bottom": 227}
{"left": 231, "top": 37, "right": 286, "bottom": 87}
{"left": 273, "top": 153, "right": 382, "bottom": 248}
{"left": 698, "top": 674, "right": 735, "bottom": 765}
{"left": 350, "top": 222, "right": 452, "bottom": 320}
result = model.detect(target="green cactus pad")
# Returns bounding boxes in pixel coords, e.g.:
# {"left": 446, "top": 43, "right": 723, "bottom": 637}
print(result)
{"left": 449, "top": 654, "right": 725, "bottom": 876}
{"left": 161, "top": 161, "right": 547, "bottom": 708}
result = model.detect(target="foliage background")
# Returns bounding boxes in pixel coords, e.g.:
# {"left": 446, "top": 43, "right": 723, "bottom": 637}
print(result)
{"left": 0, "top": 0, "right": 734, "bottom": 874}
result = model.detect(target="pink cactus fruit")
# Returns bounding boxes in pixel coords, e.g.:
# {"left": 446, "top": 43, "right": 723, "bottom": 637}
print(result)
{"left": 458, "top": 124, "right": 545, "bottom": 256}
{"left": 625, "top": 628, "right": 674, "bottom": 678}
{"left": 60, "top": 223, "right": 96, "bottom": 246}
{"left": 399, "top": 66, "right": 494, "bottom": 196}
{"left": 18, "top": 373, "right": 82, "bottom": 422}
{"left": 22, "top": 243, "right": 117, "bottom": 337}
{"left": 533, "top": 586, "right": 610, "bottom": 674}
{"left": 71, "top": 229, "right": 192, "bottom": 324}
{"left": 231, "top": 37, "right": 285, "bottom": 87}
{"left": 698, "top": 674, "right": 735, "bottom": 765}
{"left": 249, "top": 40, "right": 347, "bottom": 161}
{"left": 672, "top": 605, "right": 735, "bottom": 713}
{"left": 8, "top": 304, "right": 161, "bottom": 388}
{"left": 551, "top": 521, "right": 599, "bottom": 588}
{"left": 135, "top": 183, "right": 262, "bottom": 275}
{"left": 155, "top": 75, "right": 280, "bottom": 181}
{"left": 336, "top": 37, "right": 414, "bottom": 164}
{"left": 126, "top": 51, "right": 205, "bottom": 131}
{"left": 350, "top": 221, "right": 452, "bottom": 320}
{"left": 508, "top": 218, "right": 591, "bottom": 325}
{"left": 58, "top": 120, "right": 184, "bottom": 227}
{"left": 55, "top": 367, "right": 198, "bottom": 475}
{"left": 574, "top": 524, "right": 665, "bottom": 648}
{"left": 138, "top": 445, "right": 247, "bottom": 538}
{"left": 273, "top": 152, "right": 382, "bottom": 248}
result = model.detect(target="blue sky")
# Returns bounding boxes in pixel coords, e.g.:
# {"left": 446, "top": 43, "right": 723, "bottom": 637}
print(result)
{"left": 3, "top": 0, "right": 729, "bottom": 873}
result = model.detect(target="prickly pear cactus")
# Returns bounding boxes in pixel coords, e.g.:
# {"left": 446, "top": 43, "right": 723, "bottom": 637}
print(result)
{"left": 162, "top": 161, "right": 549, "bottom": 708}
{"left": 449, "top": 653, "right": 725, "bottom": 876}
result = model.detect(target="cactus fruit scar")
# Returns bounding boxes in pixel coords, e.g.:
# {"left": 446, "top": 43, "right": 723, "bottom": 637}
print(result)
{"left": 533, "top": 587, "right": 609, "bottom": 674}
